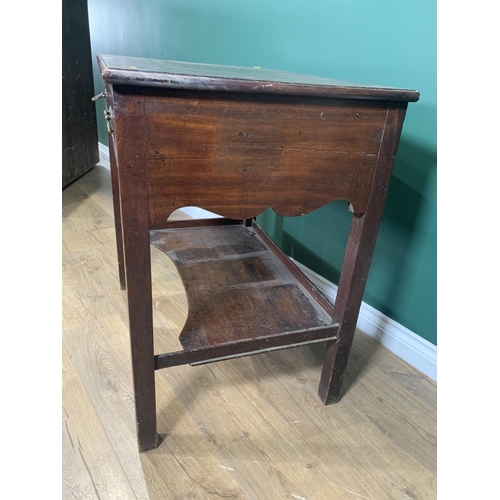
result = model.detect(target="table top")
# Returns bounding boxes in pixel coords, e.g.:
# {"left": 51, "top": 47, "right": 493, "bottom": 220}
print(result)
{"left": 97, "top": 54, "right": 419, "bottom": 102}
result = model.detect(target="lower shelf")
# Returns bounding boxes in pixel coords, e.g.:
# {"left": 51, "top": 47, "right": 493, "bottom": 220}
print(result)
{"left": 151, "top": 221, "right": 338, "bottom": 369}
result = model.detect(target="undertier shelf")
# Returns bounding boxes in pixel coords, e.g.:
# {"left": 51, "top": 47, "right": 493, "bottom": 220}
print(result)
{"left": 151, "top": 221, "right": 339, "bottom": 369}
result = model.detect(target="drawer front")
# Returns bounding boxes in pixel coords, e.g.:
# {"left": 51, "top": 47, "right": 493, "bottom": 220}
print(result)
{"left": 144, "top": 90, "right": 389, "bottom": 223}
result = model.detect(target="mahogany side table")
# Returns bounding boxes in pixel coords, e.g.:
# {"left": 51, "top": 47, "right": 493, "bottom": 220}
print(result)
{"left": 96, "top": 54, "right": 419, "bottom": 452}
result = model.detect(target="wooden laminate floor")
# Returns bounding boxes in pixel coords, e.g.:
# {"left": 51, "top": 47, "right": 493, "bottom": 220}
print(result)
{"left": 62, "top": 164, "right": 437, "bottom": 500}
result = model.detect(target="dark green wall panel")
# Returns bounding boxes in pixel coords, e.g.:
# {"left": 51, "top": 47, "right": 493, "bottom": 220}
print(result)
{"left": 88, "top": 0, "right": 436, "bottom": 345}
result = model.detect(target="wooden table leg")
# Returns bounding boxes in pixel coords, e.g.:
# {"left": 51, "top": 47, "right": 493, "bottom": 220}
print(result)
{"left": 114, "top": 89, "right": 158, "bottom": 452}
{"left": 319, "top": 212, "right": 382, "bottom": 403}
{"left": 319, "top": 102, "right": 408, "bottom": 405}
{"left": 108, "top": 134, "right": 126, "bottom": 290}
{"left": 120, "top": 193, "right": 157, "bottom": 452}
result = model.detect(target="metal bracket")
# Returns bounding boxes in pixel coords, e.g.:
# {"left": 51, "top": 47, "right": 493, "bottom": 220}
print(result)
{"left": 91, "top": 91, "right": 106, "bottom": 101}
{"left": 104, "top": 108, "right": 113, "bottom": 133}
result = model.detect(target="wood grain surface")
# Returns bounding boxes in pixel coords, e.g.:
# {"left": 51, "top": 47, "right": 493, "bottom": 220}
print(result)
{"left": 62, "top": 165, "right": 436, "bottom": 499}
{"left": 150, "top": 225, "right": 334, "bottom": 350}
{"left": 144, "top": 89, "right": 387, "bottom": 222}
{"left": 113, "top": 89, "right": 157, "bottom": 451}
{"left": 97, "top": 54, "right": 420, "bottom": 102}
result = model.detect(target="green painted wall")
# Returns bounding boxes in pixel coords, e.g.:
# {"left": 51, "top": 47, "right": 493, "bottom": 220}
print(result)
{"left": 88, "top": 0, "right": 436, "bottom": 345}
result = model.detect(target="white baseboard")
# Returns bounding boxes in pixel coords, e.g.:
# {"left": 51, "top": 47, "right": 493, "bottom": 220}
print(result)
{"left": 98, "top": 142, "right": 436, "bottom": 380}
{"left": 291, "top": 259, "right": 437, "bottom": 381}
{"left": 98, "top": 143, "right": 110, "bottom": 165}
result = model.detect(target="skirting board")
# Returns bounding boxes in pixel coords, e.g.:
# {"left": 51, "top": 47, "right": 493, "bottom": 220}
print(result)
{"left": 98, "top": 142, "right": 110, "bottom": 164}
{"left": 98, "top": 143, "right": 436, "bottom": 380}
{"left": 290, "top": 259, "right": 437, "bottom": 381}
